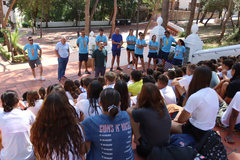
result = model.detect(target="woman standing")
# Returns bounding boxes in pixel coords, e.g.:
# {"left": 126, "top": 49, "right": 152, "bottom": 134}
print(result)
{"left": 0, "top": 90, "right": 35, "bottom": 160}
{"left": 126, "top": 29, "right": 136, "bottom": 69}
{"left": 135, "top": 32, "right": 147, "bottom": 71}
{"left": 148, "top": 35, "right": 159, "bottom": 70}
{"left": 173, "top": 39, "right": 186, "bottom": 67}
{"left": 81, "top": 88, "right": 134, "bottom": 160}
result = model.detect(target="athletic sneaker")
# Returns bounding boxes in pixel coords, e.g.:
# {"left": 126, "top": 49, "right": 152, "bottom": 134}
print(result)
{"left": 78, "top": 72, "right": 81, "bottom": 76}
{"left": 62, "top": 76, "right": 67, "bottom": 79}
{"left": 39, "top": 76, "right": 45, "bottom": 81}
{"left": 85, "top": 71, "right": 91, "bottom": 74}
{"left": 117, "top": 67, "right": 122, "bottom": 71}
{"left": 33, "top": 78, "right": 37, "bottom": 81}
{"left": 128, "top": 65, "right": 130, "bottom": 69}
{"left": 132, "top": 66, "right": 135, "bottom": 70}
{"left": 110, "top": 68, "right": 113, "bottom": 71}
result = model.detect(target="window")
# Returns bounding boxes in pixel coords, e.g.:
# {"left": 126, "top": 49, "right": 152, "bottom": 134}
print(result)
{"left": 3, "top": 1, "right": 6, "bottom": 5}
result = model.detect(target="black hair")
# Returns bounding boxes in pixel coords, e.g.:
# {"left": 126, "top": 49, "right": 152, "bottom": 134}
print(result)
{"left": 22, "top": 91, "right": 28, "bottom": 101}
{"left": 87, "top": 80, "right": 103, "bottom": 116}
{"left": 167, "top": 70, "right": 176, "bottom": 79}
{"left": 81, "top": 29, "right": 85, "bottom": 32}
{"left": 100, "top": 88, "right": 120, "bottom": 120}
{"left": 153, "top": 71, "right": 162, "bottom": 82}
{"left": 28, "top": 37, "right": 32, "bottom": 40}
{"left": 152, "top": 35, "right": 156, "bottom": 40}
{"left": 83, "top": 78, "right": 93, "bottom": 88}
{"left": 210, "top": 59, "right": 217, "bottom": 64}
{"left": 99, "top": 28, "right": 104, "bottom": 31}
{"left": 175, "top": 67, "right": 183, "bottom": 77}
{"left": 228, "top": 55, "right": 237, "bottom": 63}
{"left": 114, "top": 80, "right": 130, "bottom": 111}
{"left": 157, "top": 67, "right": 164, "bottom": 74}
{"left": 74, "top": 80, "right": 80, "bottom": 88}
{"left": 131, "top": 70, "right": 142, "bottom": 82}
{"left": 142, "top": 75, "right": 155, "bottom": 84}
{"left": 1, "top": 90, "right": 19, "bottom": 112}
{"left": 147, "top": 68, "right": 154, "bottom": 75}
{"left": 202, "top": 60, "right": 214, "bottom": 71}
{"left": 223, "top": 59, "right": 234, "bottom": 70}
{"left": 178, "top": 39, "right": 185, "bottom": 46}
{"left": 231, "top": 63, "right": 240, "bottom": 81}
{"left": 165, "top": 31, "right": 170, "bottom": 35}
{"left": 220, "top": 56, "right": 227, "bottom": 61}
{"left": 197, "top": 61, "right": 203, "bottom": 66}
{"left": 122, "top": 73, "right": 130, "bottom": 83}
{"left": 80, "top": 78, "right": 84, "bottom": 87}
{"left": 138, "top": 32, "right": 143, "bottom": 36}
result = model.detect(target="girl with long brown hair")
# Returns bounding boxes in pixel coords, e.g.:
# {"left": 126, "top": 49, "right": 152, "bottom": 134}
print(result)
{"left": 64, "top": 79, "right": 82, "bottom": 101}
{"left": 27, "top": 90, "right": 43, "bottom": 116}
{"left": 127, "top": 83, "right": 171, "bottom": 157}
{"left": 30, "top": 89, "right": 84, "bottom": 160}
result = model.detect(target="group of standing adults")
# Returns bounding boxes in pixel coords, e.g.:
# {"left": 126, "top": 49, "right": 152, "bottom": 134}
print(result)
{"left": 23, "top": 27, "right": 184, "bottom": 81}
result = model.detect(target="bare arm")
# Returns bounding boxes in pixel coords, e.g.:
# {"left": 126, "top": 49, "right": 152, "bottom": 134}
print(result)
{"left": 68, "top": 49, "right": 70, "bottom": 57}
{"left": 160, "top": 38, "right": 163, "bottom": 47}
{"left": 39, "top": 48, "right": 42, "bottom": 57}
{"left": 77, "top": 43, "right": 79, "bottom": 47}
{"left": 171, "top": 77, "right": 183, "bottom": 86}
{"left": 23, "top": 50, "right": 29, "bottom": 60}
{"left": 178, "top": 109, "right": 191, "bottom": 123}
{"left": 104, "top": 42, "right": 107, "bottom": 46}
{"left": 112, "top": 40, "right": 121, "bottom": 45}
{"left": 55, "top": 49, "right": 61, "bottom": 58}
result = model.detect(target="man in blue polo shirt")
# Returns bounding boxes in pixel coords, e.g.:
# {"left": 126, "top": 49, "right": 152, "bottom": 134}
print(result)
{"left": 111, "top": 28, "right": 123, "bottom": 71}
{"left": 23, "top": 37, "right": 44, "bottom": 81}
{"left": 77, "top": 29, "right": 90, "bottom": 76}
{"left": 95, "top": 28, "right": 107, "bottom": 50}
{"left": 159, "top": 31, "right": 176, "bottom": 70}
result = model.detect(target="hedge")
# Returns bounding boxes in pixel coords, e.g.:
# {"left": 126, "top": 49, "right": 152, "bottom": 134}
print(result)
{"left": 0, "top": 44, "right": 28, "bottom": 62}
{"left": 0, "top": 44, "right": 11, "bottom": 60}
{"left": 16, "top": 43, "right": 27, "bottom": 54}
{"left": 13, "top": 54, "right": 28, "bottom": 63}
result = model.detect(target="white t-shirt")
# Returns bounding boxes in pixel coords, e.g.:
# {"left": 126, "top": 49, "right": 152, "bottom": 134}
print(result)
{"left": 27, "top": 99, "right": 43, "bottom": 116}
{"left": 168, "top": 79, "right": 175, "bottom": 93}
{"left": 0, "top": 109, "right": 36, "bottom": 160}
{"left": 184, "top": 87, "right": 219, "bottom": 131}
{"left": 104, "top": 84, "right": 115, "bottom": 90}
{"left": 77, "top": 92, "right": 87, "bottom": 102}
{"left": 55, "top": 41, "right": 69, "bottom": 58}
{"left": 221, "top": 92, "right": 240, "bottom": 126}
{"left": 66, "top": 91, "right": 74, "bottom": 101}
{"left": 160, "top": 86, "right": 176, "bottom": 105}
{"left": 76, "top": 99, "right": 102, "bottom": 119}
{"left": 218, "top": 70, "right": 232, "bottom": 79}
{"left": 179, "top": 75, "right": 193, "bottom": 92}
{"left": 127, "top": 80, "right": 134, "bottom": 86}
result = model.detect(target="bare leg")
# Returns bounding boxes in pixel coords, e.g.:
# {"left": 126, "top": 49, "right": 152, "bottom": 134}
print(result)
{"left": 117, "top": 56, "right": 120, "bottom": 68}
{"left": 111, "top": 56, "right": 115, "bottom": 68}
{"left": 140, "top": 58, "right": 145, "bottom": 71}
{"left": 127, "top": 50, "right": 130, "bottom": 65}
{"left": 153, "top": 59, "right": 156, "bottom": 70}
{"left": 148, "top": 58, "right": 151, "bottom": 69}
{"left": 79, "top": 61, "right": 82, "bottom": 73}
{"left": 131, "top": 51, "right": 135, "bottom": 67}
{"left": 162, "top": 59, "right": 166, "bottom": 70}
{"left": 31, "top": 68, "right": 36, "bottom": 78}
{"left": 84, "top": 61, "right": 88, "bottom": 72}
{"left": 170, "top": 121, "right": 183, "bottom": 135}
{"left": 39, "top": 65, "right": 43, "bottom": 77}
{"left": 135, "top": 57, "right": 138, "bottom": 70}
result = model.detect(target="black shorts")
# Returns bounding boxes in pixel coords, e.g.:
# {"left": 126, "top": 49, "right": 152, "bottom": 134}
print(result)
{"left": 28, "top": 59, "right": 41, "bottom": 69}
{"left": 79, "top": 53, "right": 88, "bottom": 62}
{"left": 135, "top": 54, "right": 143, "bottom": 59}
{"left": 148, "top": 52, "right": 157, "bottom": 59}
{"left": 173, "top": 58, "right": 183, "bottom": 66}
{"left": 158, "top": 50, "right": 169, "bottom": 60}
{"left": 136, "top": 137, "right": 152, "bottom": 157}
{"left": 127, "top": 47, "right": 135, "bottom": 51}
{"left": 182, "top": 121, "right": 208, "bottom": 143}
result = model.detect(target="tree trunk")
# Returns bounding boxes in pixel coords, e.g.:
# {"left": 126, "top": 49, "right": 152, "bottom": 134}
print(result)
{"left": 196, "top": 5, "right": 202, "bottom": 24}
{"left": 162, "top": 0, "right": 169, "bottom": 29}
{"left": 169, "top": 0, "right": 176, "bottom": 21}
{"left": 200, "top": 10, "right": 207, "bottom": 23}
{"left": 3, "top": 0, "right": 16, "bottom": 27}
{"left": 217, "top": 0, "right": 233, "bottom": 43}
{"left": 32, "top": 8, "right": 38, "bottom": 28}
{"left": 85, "top": 0, "right": 90, "bottom": 36}
{"left": 186, "top": 0, "right": 197, "bottom": 38}
{"left": 30, "top": 9, "right": 34, "bottom": 34}
{"left": 237, "top": 11, "right": 240, "bottom": 27}
{"left": 221, "top": 10, "right": 227, "bottom": 26}
{"left": 40, "top": 1, "right": 43, "bottom": 38}
{"left": 109, "top": 0, "right": 117, "bottom": 39}
{"left": 89, "top": 0, "right": 99, "bottom": 33}
{"left": 136, "top": 0, "right": 141, "bottom": 39}
{"left": 143, "top": 0, "right": 161, "bottom": 38}
{"left": 0, "top": 0, "right": 7, "bottom": 47}
{"left": 108, "top": 10, "right": 114, "bottom": 25}
{"left": 175, "top": 0, "right": 179, "bottom": 24}
{"left": 230, "top": 17, "right": 235, "bottom": 33}
{"left": 204, "top": 11, "right": 215, "bottom": 26}
{"left": 45, "top": 14, "right": 48, "bottom": 28}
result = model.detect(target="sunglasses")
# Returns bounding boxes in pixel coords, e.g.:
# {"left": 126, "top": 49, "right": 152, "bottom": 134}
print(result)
{"left": 29, "top": 39, "right": 33, "bottom": 41}
{"left": 141, "top": 35, "right": 144, "bottom": 36}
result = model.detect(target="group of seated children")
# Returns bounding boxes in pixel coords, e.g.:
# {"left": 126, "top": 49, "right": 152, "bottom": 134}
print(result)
{"left": 0, "top": 54, "right": 240, "bottom": 159}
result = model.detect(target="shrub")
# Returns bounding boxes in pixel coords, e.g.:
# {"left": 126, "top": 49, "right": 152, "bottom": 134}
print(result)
{"left": 0, "top": 44, "right": 11, "bottom": 60}
{"left": 22, "top": 22, "right": 30, "bottom": 28}
{"left": 16, "top": 43, "right": 27, "bottom": 54}
{"left": 13, "top": 54, "right": 28, "bottom": 63}
{"left": 178, "top": 31, "right": 186, "bottom": 37}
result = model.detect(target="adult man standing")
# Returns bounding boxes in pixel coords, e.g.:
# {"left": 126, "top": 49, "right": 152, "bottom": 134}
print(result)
{"left": 92, "top": 42, "right": 108, "bottom": 77}
{"left": 77, "top": 29, "right": 90, "bottom": 76}
{"left": 95, "top": 28, "right": 107, "bottom": 49}
{"left": 23, "top": 37, "right": 45, "bottom": 81}
{"left": 159, "top": 31, "right": 176, "bottom": 70}
{"left": 111, "top": 28, "right": 123, "bottom": 71}
{"left": 55, "top": 35, "right": 70, "bottom": 83}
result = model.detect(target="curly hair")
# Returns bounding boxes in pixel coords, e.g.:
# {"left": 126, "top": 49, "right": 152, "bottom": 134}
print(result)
{"left": 27, "top": 90, "right": 39, "bottom": 107}
{"left": 64, "top": 79, "right": 82, "bottom": 99}
{"left": 30, "top": 90, "right": 84, "bottom": 160}
{"left": 1, "top": 90, "right": 19, "bottom": 112}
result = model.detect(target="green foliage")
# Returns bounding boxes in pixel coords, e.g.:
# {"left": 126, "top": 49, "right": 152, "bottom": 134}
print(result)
{"left": 13, "top": 54, "right": 28, "bottom": 62}
{"left": 0, "top": 37, "right": 4, "bottom": 43}
{"left": 7, "top": 19, "right": 14, "bottom": 25}
{"left": 16, "top": 43, "right": 27, "bottom": 54}
{"left": 223, "top": 28, "right": 240, "bottom": 42}
{"left": 0, "top": 44, "right": 11, "bottom": 60}
{"left": 22, "top": 22, "right": 30, "bottom": 28}
{"left": 178, "top": 31, "right": 186, "bottom": 37}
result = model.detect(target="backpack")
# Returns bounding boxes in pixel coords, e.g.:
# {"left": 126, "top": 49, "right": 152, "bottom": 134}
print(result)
{"left": 196, "top": 130, "right": 228, "bottom": 160}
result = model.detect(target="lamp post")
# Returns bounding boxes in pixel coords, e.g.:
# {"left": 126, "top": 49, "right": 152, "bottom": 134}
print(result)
{"left": 77, "top": 9, "right": 82, "bottom": 37}
{"left": 6, "top": 24, "right": 14, "bottom": 62}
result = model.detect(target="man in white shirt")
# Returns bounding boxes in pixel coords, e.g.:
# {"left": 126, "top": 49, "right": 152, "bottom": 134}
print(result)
{"left": 171, "top": 64, "right": 197, "bottom": 104}
{"left": 157, "top": 74, "right": 176, "bottom": 105}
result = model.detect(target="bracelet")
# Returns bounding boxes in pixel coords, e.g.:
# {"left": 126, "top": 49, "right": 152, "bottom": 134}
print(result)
{"left": 24, "top": 107, "right": 28, "bottom": 110}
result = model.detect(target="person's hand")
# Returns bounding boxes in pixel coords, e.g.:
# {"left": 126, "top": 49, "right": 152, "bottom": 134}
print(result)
{"left": 79, "top": 111, "right": 84, "bottom": 122}
{"left": 25, "top": 56, "right": 29, "bottom": 60}
{"left": 153, "top": 45, "right": 155, "bottom": 48}
{"left": 58, "top": 55, "right": 61, "bottom": 58}
{"left": 117, "top": 45, "right": 120, "bottom": 49}
{"left": 92, "top": 67, "right": 95, "bottom": 71}
{"left": 131, "top": 39, "right": 133, "bottom": 42}
{"left": 19, "top": 100, "right": 26, "bottom": 110}
{"left": 225, "top": 134, "right": 235, "bottom": 144}
{"left": 222, "top": 69, "right": 227, "bottom": 76}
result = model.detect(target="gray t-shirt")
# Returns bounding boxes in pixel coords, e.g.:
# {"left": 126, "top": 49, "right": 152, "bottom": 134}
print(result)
{"left": 132, "top": 107, "right": 171, "bottom": 149}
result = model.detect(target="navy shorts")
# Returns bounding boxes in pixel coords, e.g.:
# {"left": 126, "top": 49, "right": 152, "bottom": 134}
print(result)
{"left": 112, "top": 50, "right": 121, "bottom": 57}
{"left": 127, "top": 47, "right": 135, "bottom": 51}
{"left": 148, "top": 52, "right": 157, "bottom": 59}
{"left": 135, "top": 54, "right": 143, "bottom": 58}
{"left": 158, "top": 50, "right": 169, "bottom": 60}
{"left": 173, "top": 58, "right": 183, "bottom": 66}
{"left": 79, "top": 53, "right": 88, "bottom": 62}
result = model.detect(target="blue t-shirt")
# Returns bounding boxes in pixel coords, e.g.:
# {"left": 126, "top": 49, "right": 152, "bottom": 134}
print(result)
{"left": 135, "top": 39, "right": 146, "bottom": 55}
{"left": 161, "top": 36, "right": 176, "bottom": 53}
{"left": 174, "top": 45, "right": 186, "bottom": 60}
{"left": 77, "top": 36, "right": 89, "bottom": 54}
{"left": 112, "top": 33, "right": 122, "bottom": 50}
{"left": 95, "top": 35, "right": 107, "bottom": 49}
{"left": 126, "top": 35, "right": 136, "bottom": 50}
{"left": 81, "top": 111, "right": 134, "bottom": 160}
{"left": 23, "top": 43, "right": 41, "bottom": 60}
{"left": 149, "top": 40, "right": 159, "bottom": 53}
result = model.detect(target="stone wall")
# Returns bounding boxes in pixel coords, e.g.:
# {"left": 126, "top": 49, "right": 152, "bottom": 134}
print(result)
{"left": 169, "top": 10, "right": 219, "bottom": 21}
